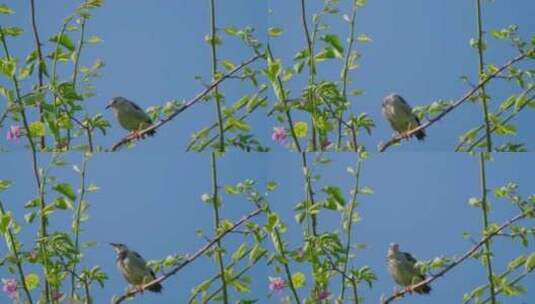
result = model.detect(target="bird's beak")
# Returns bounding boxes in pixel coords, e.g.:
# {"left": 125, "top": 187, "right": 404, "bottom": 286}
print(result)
{"left": 105, "top": 104, "right": 111, "bottom": 110}
{"left": 109, "top": 242, "right": 118, "bottom": 247}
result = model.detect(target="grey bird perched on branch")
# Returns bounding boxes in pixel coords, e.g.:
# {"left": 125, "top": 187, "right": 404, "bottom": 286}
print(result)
{"left": 382, "top": 94, "right": 426, "bottom": 140}
{"left": 110, "top": 243, "right": 162, "bottom": 293}
{"left": 106, "top": 97, "right": 156, "bottom": 139}
{"left": 387, "top": 243, "right": 431, "bottom": 294}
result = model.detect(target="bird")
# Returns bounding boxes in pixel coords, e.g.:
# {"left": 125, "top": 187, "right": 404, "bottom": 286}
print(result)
{"left": 106, "top": 96, "right": 156, "bottom": 139}
{"left": 110, "top": 243, "right": 162, "bottom": 293}
{"left": 382, "top": 94, "right": 426, "bottom": 141}
{"left": 387, "top": 243, "right": 431, "bottom": 294}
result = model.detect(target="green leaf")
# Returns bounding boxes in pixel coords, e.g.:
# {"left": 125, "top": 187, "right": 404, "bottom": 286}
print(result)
{"left": 221, "top": 60, "right": 235, "bottom": 71}
{"left": 265, "top": 212, "right": 279, "bottom": 232}
{"left": 291, "top": 272, "right": 306, "bottom": 289}
{"left": 87, "top": 35, "right": 102, "bottom": 44}
{"left": 53, "top": 197, "right": 73, "bottom": 210}
{"left": 268, "top": 27, "right": 284, "bottom": 37}
{"left": 525, "top": 253, "right": 535, "bottom": 272}
{"left": 49, "top": 34, "right": 75, "bottom": 52}
{"left": 0, "top": 57, "right": 16, "bottom": 78}
{"left": 293, "top": 121, "right": 308, "bottom": 138}
{"left": 53, "top": 183, "right": 76, "bottom": 200}
{"left": 321, "top": 34, "right": 344, "bottom": 55}
{"left": 356, "top": 34, "right": 372, "bottom": 43}
{"left": 266, "top": 181, "right": 278, "bottom": 192}
{"left": 0, "top": 4, "right": 14, "bottom": 14}
{"left": 0, "top": 180, "right": 12, "bottom": 192}
{"left": 29, "top": 121, "right": 46, "bottom": 137}
{"left": 25, "top": 273, "right": 40, "bottom": 290}
{"left": 0, "top": 213, "right": 11, "bottom": 233}
{"left": 1, "top": 27, "right": 23, "bottom": 37}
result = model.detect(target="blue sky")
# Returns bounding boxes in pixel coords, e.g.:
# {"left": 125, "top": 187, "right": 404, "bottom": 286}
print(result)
{"left": 1, "top": 0, "right": 534, "bottom": 152}
{"left": 1, "top": 0, "right": 535, "bottom": 303}
{"left": 268, "top": 0, "right": 535, "bottom": 151}
{"left": 1, "top": 152, "right": 534, "bottom": 303}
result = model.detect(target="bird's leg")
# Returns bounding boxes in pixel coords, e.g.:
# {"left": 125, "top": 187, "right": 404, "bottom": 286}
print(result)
{"left": 404, "top": 286, "right": 414, "bottom": 294}
{"left": 399, "top": 131, "right": 411, "bottom": 141}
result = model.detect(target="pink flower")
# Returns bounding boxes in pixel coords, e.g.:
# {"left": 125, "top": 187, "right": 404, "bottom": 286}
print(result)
{"left": 51, "top": 291, "right": 63, "bottom": 301}
{"left": 6, "top": 125, "right": 21, "bottom": 141}
{"left": 318, "top": 290, "right": 330, "bottom": 300}
{"left": 2, "top": 278, "right": 18, "bottom": 300}
{"left": 272, "top": 127, "right": 287, "bottom": 145}
{"left": 268, "top": 276, "right": 285, "bottom": 294}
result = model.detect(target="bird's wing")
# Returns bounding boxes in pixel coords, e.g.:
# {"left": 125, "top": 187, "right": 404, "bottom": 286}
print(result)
{"left": 396, "top": 98, "right": 417, "bottom": 119}
{"left": 130, "top": 250, "right": 148, "bottom": 265}
{"left": 128, "top": 103, "right": 153, "bottom": 124}
{"left": 402, "top": 252, "right": 418, "bottom": 265}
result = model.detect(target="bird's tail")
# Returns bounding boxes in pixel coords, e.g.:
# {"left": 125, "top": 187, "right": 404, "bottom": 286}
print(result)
{"left": 415, "top": 129, "right": 426, "bottom": 141}
{"left": 147, "top": 282, "right": 162, "bottom": 293}
{"left": 146, "top": 129, "right": 156, "bottom": 137}
{"left": 415, "top": 283, "right": 431, "bottom": 294}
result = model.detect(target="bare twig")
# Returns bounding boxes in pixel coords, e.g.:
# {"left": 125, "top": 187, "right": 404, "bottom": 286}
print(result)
{"left": 378, "top": 49, "right": 534, "bottom": 152}
{"left": 381, "top": 208, "right": 534, "bottom": 303}
{"left": 110, "top": 54, "right": 262, "bottom": 151}
{"left": 112, "top": 208, "right": 262, "bottom": 304}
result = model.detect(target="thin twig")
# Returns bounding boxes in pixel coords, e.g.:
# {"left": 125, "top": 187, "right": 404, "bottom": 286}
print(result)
{"left": 299, "top": 0, "right": 317, "bottom": 150}
{"left": 110, "top": 54, "right": 262, "bottom": 151}
{"left": 338, "top": 1, "right": 359, "bottom": 151}
{"left": 476, "top": 0, "right": 492, "bottom": 152}
{"left": 479, "top": 153, "right": 497, "bottom": 303}
{"left": 340, "top": 160, "right": 361, "bottom": 302}
{"left": 70, "top": 155, "right": 89, "bottom": 297}
{"left": 29, "top": 0, "right": 46, "bottom": 149}
{"left": 0, "top": 201, "right": 34, "bottom": 304}
{"left": 209, "top": 0, "right": 225, "bottom": 151}
{"left": 378, "top": 49, "right": 534, "bottom": 152}
{"left": 267, "top": 45, "right": 302, "bottom": 152}
{"left": 210, "top": 153, "right": 229, "bottom": 303}
{"left": 381, "top": 208, "right": 534, "bottom": 303}
{"left": 112, "top": 208, "right": 262, "bottom": 304}
{"left": 301, "top": 152, "right": 318, "bottom": 236}
{"left": 1, "top": 25, "right": 50, "bottom": 303}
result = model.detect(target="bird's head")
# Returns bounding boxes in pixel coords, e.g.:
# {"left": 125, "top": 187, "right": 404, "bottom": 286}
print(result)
{"left": 106, "top": 96, "right": 129, "bottom": 110}
{"left": 109, "top": 242, "right": 129, "bottom": 254}
{"left": 388, "top": 242, "right": 400, "bottom": 256}
{"left": 383, "top": 93, "right": 401, "bottom": 107}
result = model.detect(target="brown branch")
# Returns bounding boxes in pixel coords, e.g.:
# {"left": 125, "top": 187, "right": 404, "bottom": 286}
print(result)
{"left": 110, "top": 54, "right": 262, "bottom": 151}
{"left": 378, "top": 49, "right": 534, "bottom": 152}
{"left": 381, "top": 208, "right": 534, "bottom": 304}
{"left": 112, "top": 208, "right": 262, "bottom": 304}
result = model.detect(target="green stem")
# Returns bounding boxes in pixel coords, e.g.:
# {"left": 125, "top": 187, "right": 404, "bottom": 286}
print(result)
{"left": 299, "top": 0, "right": 318, "bottom": 151}
{"left": 0, "top": 201, "right": 34, "bottom": 304}
{"left": 210, "top": 153, "right": 228, "bottom": 303}
{"left": 479, "top": 153, "right": 497, "bottom": 303}
{"left": 0, "top": 25, "right": 50, "bottom": 303}
{"left": 476, "top": 0, "right": 492, "bottom": 151}
{"left": 267, "top": 45, "right": 302, "bottom": 152}
{"left": 70, "top": 156, "right": 89, "bottom": 297}
{"left": 301, "top": 152, "right": 318, "bottom": 236}
{"left": 209, "top": 0, "right": 225, "bottom": 152}
{"left": 340, "top": 160, "right": 361, "bottom": 301}
{"left": 29, "top": 0, "right": 46, "bottom": 149}
{"left": 338, "top": 2, "right": 358, "bottom": 151}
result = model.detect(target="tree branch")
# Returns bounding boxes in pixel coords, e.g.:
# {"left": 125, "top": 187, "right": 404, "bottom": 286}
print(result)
{"left": 110, "top": 54, "right": 262, "bottom": 151}
{"left": 378, "top": 49, "right": 534, "bottom": 152}
{"left": 112, "top": 208, "right": 262, "bottom": 304}
{"left": 381, "top": 208, "right": 534, "bottom": 304}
